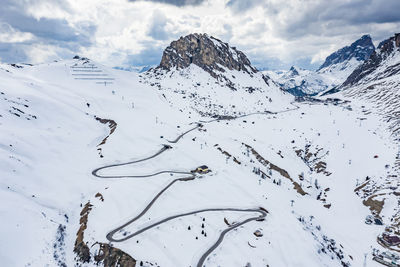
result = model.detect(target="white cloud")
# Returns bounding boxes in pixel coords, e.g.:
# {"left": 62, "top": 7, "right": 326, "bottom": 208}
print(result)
{"left": 24, "top": 0, "right": 71, "bottom": 20}
{"left": 0, "top": 23, "right": 34, "bottom": 43}
{"left": 1, "top": 0, "right": 400, "bottom": 68}
{"left": 25, "top": 44, "right": 59, "bottom": 64}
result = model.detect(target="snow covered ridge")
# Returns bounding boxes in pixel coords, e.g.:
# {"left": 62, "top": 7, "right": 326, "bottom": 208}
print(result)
{"left": 142, "top": 33, "right": 292, "bottom": 117}
{"left": 341, "top": 33, "right": 400, "bottom": 88}
{"left": 340, "top": 33, "right": 400, "bottom": 141}
{"left": 318, "top": 35, "right": 375, "bottom": 71}
{"left": 269, "top": 35, "right": 375, "bottom": 96}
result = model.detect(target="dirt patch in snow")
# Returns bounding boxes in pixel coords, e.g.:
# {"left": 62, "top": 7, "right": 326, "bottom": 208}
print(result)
{"left": 95, "top": 192, "right": 104, "bottom": 201}
{"left": 363, "top": 194, "right": 385, "bottom": 216}
{"left": 243, "top": 143, "right": 307, "bottom": 196}
{"left": 95, "top": 117, "right": 117, "bottom": 146}
{"left": 94, "top": 243, "right": 136, "bottom": 267}
{"left": 74, "top": 195, "right": 136, "bottom": 266}
{"left": 294, "top": 143, "right": 331, "bottom": 176}
{"left": 214, "top": 144, "right": 241, "bottom": 165}
{"left": 74, "top": 202, "right": 92, "bottom": 263}
{"left": 95, "top": 117, "right": 117, "bottom": 158}
{"left": 354, "top": 180, "right": 370, "bottom": 193}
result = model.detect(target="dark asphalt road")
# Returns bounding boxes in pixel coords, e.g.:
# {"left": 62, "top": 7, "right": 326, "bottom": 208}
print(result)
{"left": 92, "top": 102, "right": 300, "bottom": 266}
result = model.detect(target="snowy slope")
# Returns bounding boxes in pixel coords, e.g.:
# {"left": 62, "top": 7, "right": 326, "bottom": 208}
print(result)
{"left": 316, "top": 33, "right": 400, "bottom": 264}
{"left": 0, "top": 58, "right": 195, "bottom": 266}
{"left": 338, "top": 34, "right": 400, "bottom": 243}
{"left": 1, "top": 54, "right": 399, "bottom": 267}
{"left": 143, "top": 64, "right": 292, "bottom": 117}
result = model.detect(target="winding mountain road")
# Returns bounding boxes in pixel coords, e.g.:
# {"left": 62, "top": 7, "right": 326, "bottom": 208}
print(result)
{"left": 92, "top": 103, "right": 300, "bottom": 266}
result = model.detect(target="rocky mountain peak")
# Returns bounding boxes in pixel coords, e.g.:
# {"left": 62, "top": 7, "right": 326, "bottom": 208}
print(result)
{"left": 341, "top": 33, "right": 400, "bottom": 88}
{"left": 288, "top": 66, "right": 299, "bottom": 76}
{"left": 377, "top": 33, "right": 400, "bottom": 56}
{"left": 158, "top": 33, "right": 258, "bottom": 78}
{"left": 318, "top": 35, "right": 375, "bottom": 71}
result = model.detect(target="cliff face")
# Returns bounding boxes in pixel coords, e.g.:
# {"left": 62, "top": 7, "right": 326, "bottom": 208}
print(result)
{"left": 158, "top": 33, "right": 258, "bottom": 78}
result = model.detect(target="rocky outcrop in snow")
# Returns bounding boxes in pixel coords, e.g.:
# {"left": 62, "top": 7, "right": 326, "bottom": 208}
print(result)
{"left": 159, "top": 33, "right": 257, "bottom": 78}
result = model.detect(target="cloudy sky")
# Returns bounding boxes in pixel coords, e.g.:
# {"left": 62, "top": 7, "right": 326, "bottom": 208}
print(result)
{"left": 1, "top": 0, "right": 399, "bottom": 70}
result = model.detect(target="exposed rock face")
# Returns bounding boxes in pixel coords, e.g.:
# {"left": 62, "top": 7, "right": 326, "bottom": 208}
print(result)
{"left": 341, "top": 33, "right": 400, "bottom": 88}
{"left": 318, "top": 35, "right": 375, "bottom": 71}
{"left": 396, "top": 33, "right": 400, "bottom": 48}
{"left": 159, "top": 33, "right": 258, "bottom": 78}
{"left": 74, "top": 202, "right": 92, "bottom": 263}
{"left": 94, "top": 243, "right": 136, "bottom": 267}
{"left": 74, "top": 200, "right": 136, "bottom": 267}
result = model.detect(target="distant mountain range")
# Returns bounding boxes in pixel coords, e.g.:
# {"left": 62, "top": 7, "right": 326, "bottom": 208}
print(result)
{"left": 265, "top": 35, "right": 376, "bottom": 96}
{"left": 117, "top": 34, "right": 394, "bottom": 100}
{"left": 113, "top": 65, "right": 154, "bottom": 73}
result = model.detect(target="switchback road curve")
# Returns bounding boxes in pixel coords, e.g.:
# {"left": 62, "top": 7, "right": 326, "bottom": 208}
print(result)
{"left": 91, "top": 103, "right": 303, "bottom": 266}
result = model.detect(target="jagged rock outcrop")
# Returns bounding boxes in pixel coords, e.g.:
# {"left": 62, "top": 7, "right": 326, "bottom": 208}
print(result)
{"left": 341, "top": 33, "right": 400, "bottom": 87}
{"left": 74, "top": 200, "right": 136, "bottom": 267}
{"left": 318, "top": 35, "right": 375, "bottom": 71}
{"left": 158, "top": 33, "right": 258, "bottom": 78}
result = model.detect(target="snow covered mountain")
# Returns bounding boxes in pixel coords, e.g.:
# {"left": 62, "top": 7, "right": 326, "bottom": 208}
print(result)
{"left": 270, "top": 35, "right": 375, "bottom": 96}
{"left": 265, "top": 66, "right": 329, "bottom": 96}
{"left": 2, "top": 33, "right": 400, "bottom": 267}
{"left": 318, "top": 34, "right": 375, "bottom": 71}
{"left": 341, "top": 33, "right": 400, "bottom": 140}
{"left": 142, "top": 33, "right": 292, "bottom": 117}
{"left": 113, "top": 65, "right": 154, "bottom": 73}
